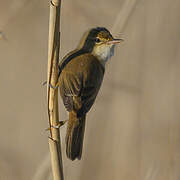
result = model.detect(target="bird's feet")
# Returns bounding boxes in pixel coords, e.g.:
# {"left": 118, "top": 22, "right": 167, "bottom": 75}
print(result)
{"left": 42, "top": 81, "right": 59, "bottom": 90}
{"left": 46, "top": 120, "right": 68, "bottom": 131}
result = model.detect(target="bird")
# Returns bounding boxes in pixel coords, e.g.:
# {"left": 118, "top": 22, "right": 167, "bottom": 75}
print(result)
{"left": 57, "top": 27, "right": 123, "bottom": 160}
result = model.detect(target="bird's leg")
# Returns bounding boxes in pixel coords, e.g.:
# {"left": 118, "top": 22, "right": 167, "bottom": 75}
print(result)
{"left": 46, "top": 119, "right": 68, "bottom": 131}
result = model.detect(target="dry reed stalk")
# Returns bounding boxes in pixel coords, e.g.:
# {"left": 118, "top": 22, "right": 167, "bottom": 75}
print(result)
{"left": 47, "top": 0, "right": 64, "bottom": 180}
{"left": 111, "top": 0, "right": 138, "bottom": 34}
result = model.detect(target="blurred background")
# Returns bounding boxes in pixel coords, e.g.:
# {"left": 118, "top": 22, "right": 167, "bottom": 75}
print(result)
{"left": 0, "top": 0, "right": 180, "bottom": 179}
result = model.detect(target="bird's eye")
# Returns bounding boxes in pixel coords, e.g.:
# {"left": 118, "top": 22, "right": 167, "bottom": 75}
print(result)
{"left": 95, "top": 38, "right": 101, "bottom": 43}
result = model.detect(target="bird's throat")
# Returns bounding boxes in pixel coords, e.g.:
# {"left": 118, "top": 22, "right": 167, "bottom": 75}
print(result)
{"left": 92, "top": 44, "right": 115, "bottom": 66}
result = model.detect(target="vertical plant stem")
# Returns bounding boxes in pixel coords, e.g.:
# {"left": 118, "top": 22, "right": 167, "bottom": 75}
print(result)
{"left": 47, "top": 0, "right": 64, "bottom": 180}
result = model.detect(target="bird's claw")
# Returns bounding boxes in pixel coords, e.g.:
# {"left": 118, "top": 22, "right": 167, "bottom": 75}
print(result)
{"left": 42, "top": 81, "right": 59, "bottom": 90}
{"left": 45, "top": 120, "right": 68, "bottom": 131}
{"left": 49, "top": 83, "right": 56, "bottom": 89}
{"left": 42, "top": 81, "right": 47, "bottom": 86}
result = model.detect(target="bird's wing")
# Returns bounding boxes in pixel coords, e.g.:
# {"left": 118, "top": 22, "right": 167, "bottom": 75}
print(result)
{"left": 59, "top": 71, "right": 82, "bottom": 112}
{"left": 59, "top": 54, "right": 104, "bottom": 115}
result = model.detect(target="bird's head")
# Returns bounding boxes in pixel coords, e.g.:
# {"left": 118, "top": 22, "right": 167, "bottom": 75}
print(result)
{"left": 78, "top": 27, "right": 123, "bottom": 66}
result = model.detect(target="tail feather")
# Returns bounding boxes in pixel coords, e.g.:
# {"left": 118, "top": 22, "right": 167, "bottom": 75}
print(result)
{"left": 66, "top": 111, "right": 86, "bottom": 160}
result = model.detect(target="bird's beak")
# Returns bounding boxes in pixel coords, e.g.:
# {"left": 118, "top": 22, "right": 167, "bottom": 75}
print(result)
{"left": 107, "top": 38, "right": 124, "bottom": 45}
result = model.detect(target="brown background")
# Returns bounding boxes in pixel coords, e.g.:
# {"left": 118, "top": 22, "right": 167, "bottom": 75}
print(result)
{"left": 0, "top": 0, "right": 180, "bottom": 179}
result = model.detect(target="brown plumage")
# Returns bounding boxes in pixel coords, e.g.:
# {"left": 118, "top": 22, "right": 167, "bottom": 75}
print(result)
{"left": 58, "top": 27, "right": 122, "bottom": 160}
{"left": 59, "top": 53, "right": 104, "bottom": 160}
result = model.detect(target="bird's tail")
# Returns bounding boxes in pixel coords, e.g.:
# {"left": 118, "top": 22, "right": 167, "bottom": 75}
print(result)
{"left": 66, "top": 111, "right": 86, "bottom": 160}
